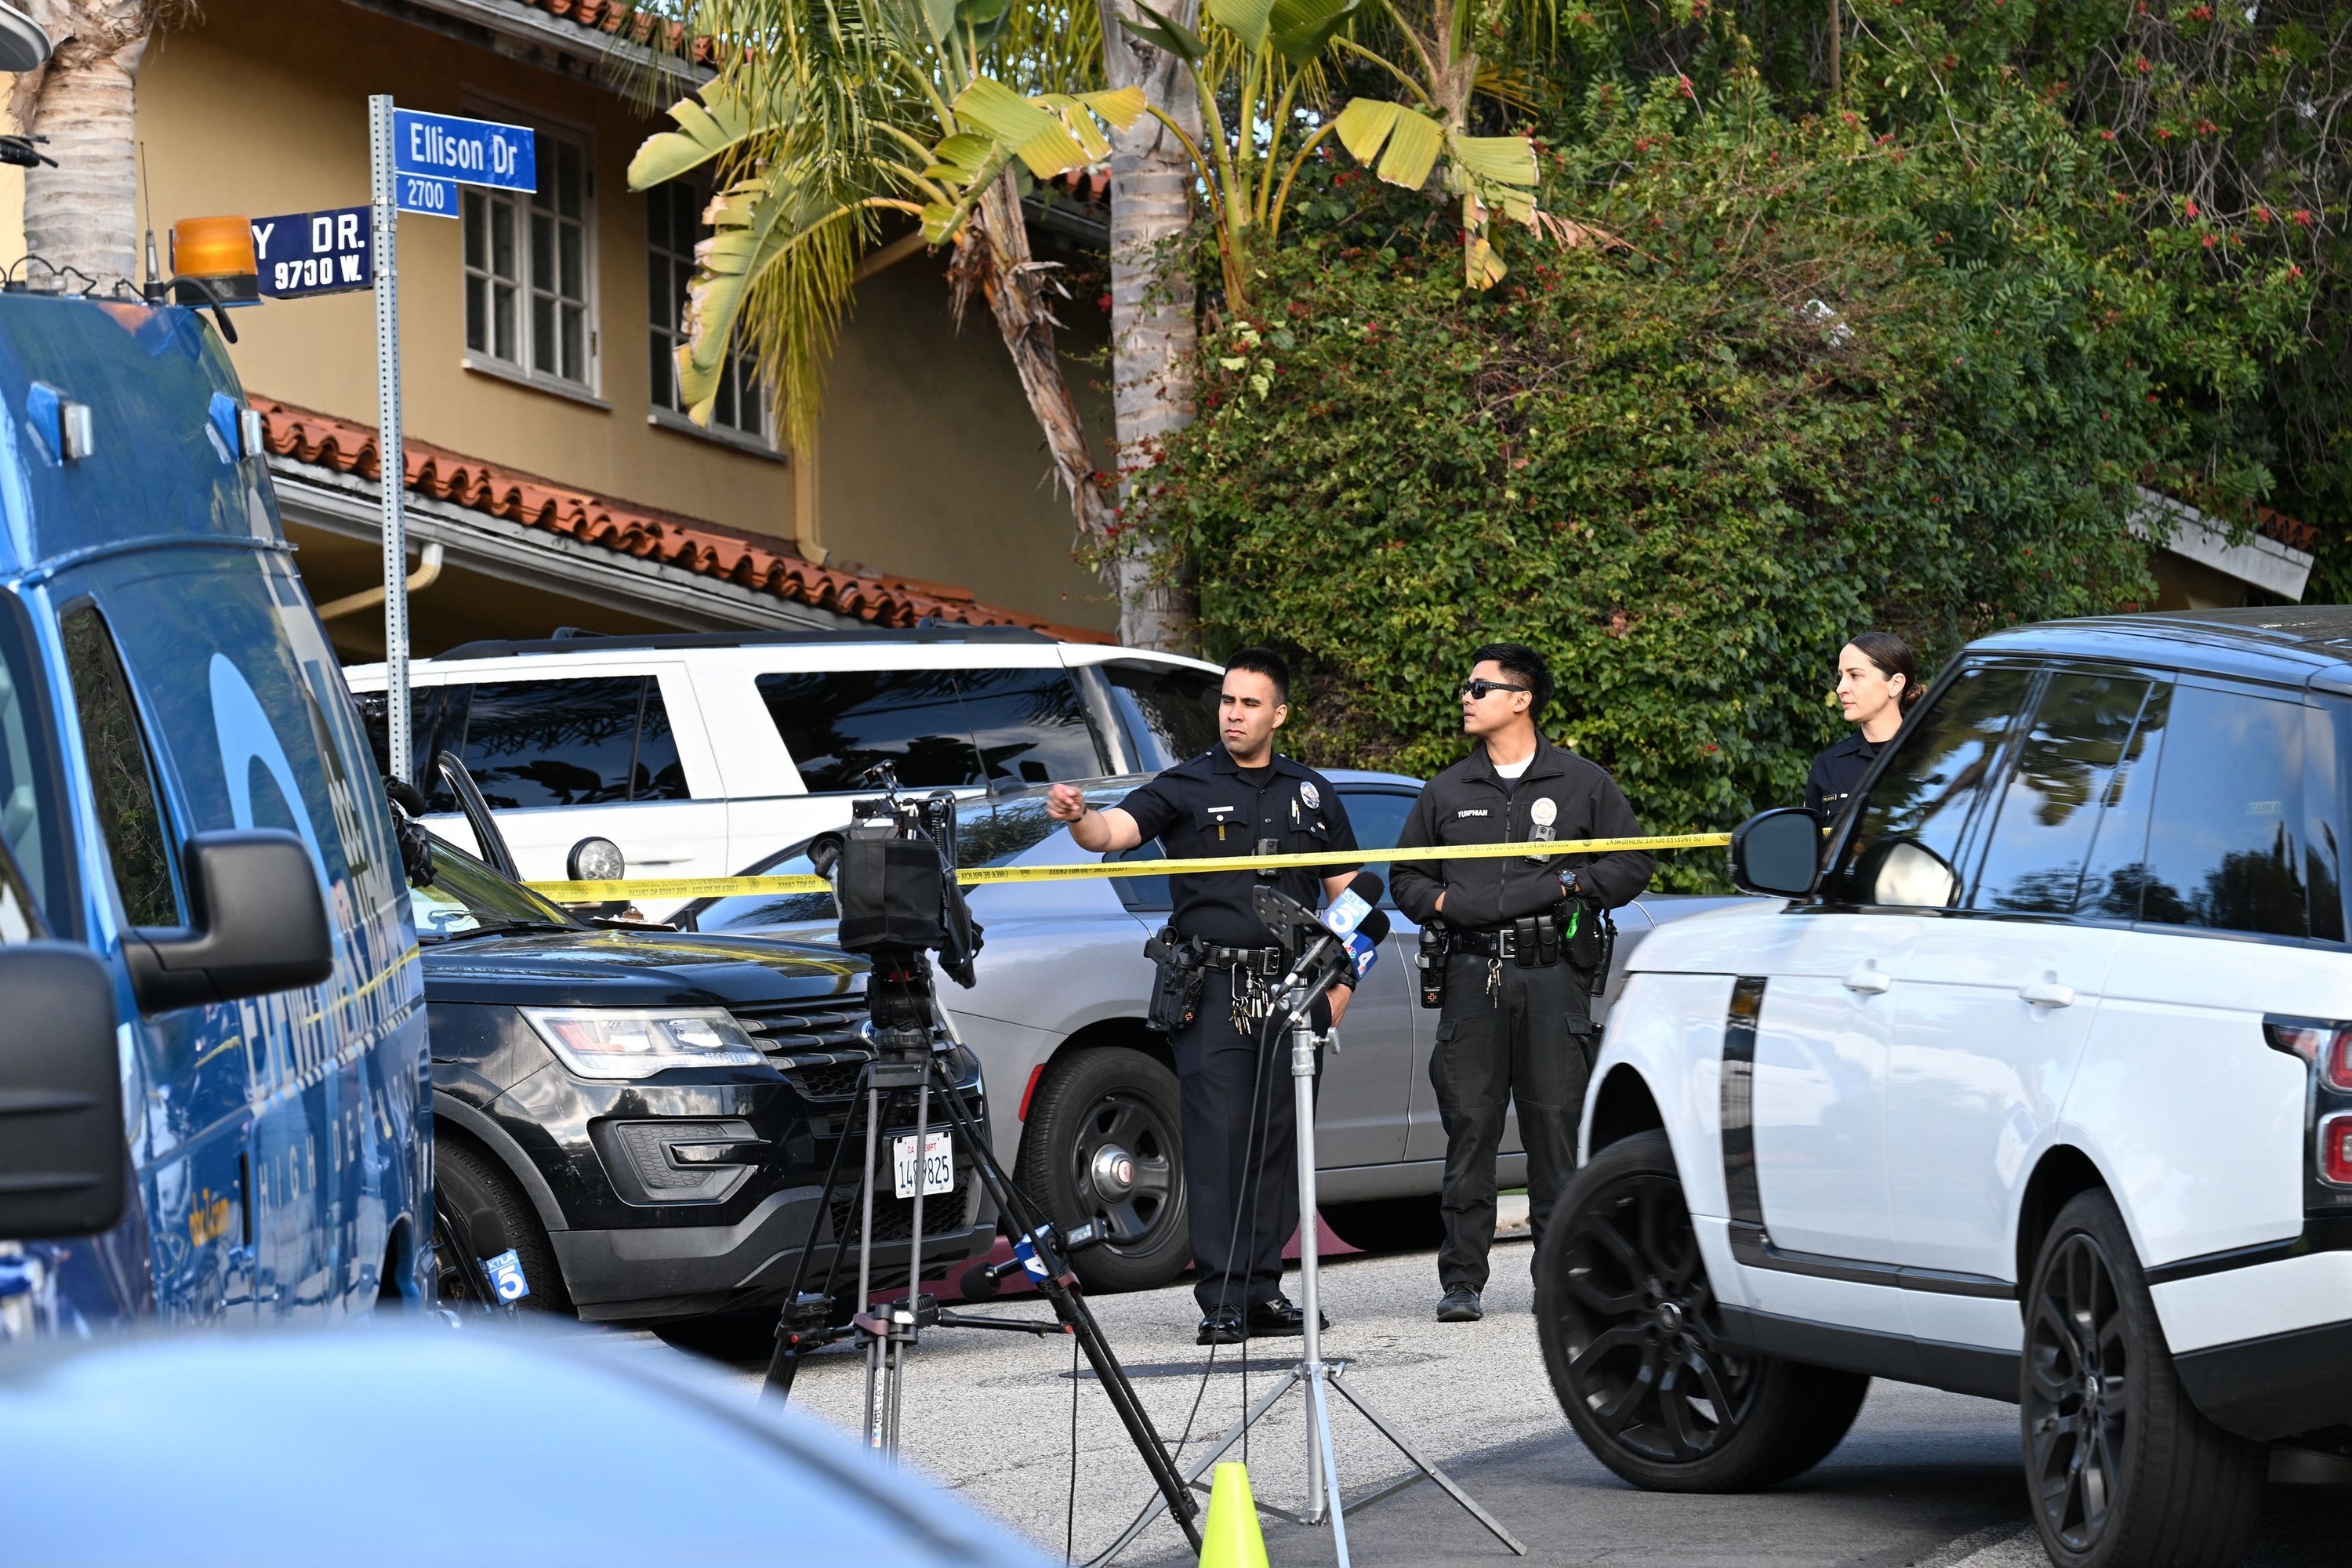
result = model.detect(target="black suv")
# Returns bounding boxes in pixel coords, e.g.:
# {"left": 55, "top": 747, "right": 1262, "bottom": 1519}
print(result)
{"left": 413, "top": 840, "right": 993, "bottom": 1323}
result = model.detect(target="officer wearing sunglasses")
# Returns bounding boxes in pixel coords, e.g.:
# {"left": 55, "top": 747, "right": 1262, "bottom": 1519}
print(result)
{"left": 1391, "top": 643, "right": 1652, "bottom": 1323}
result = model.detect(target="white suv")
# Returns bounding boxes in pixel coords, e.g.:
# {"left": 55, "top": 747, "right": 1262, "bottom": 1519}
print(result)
{"left": 345, "top": 628, "right": 1219, "bottom": 904}
{"left": 1542, "top": 608, "right": 2352, "bottom": 1568}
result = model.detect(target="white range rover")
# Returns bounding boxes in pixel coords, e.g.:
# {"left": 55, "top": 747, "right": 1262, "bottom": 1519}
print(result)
{"left": 1541, "top": 609, "right": 2352, "bottom": 1568}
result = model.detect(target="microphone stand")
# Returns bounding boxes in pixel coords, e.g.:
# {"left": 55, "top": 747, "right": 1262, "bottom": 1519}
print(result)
{"left": 1093, "top": 904, "right": 1526, "bottom": 1568}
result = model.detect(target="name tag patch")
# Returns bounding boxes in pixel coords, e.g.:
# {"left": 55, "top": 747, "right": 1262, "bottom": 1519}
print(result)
{"left": 1457, "top": 808, "right": 1489, "bottom": 818}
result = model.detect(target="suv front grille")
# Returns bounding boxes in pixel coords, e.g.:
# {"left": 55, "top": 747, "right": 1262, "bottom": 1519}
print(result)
{"left": 830, "top": 1173, "right": 977, "bottom": 1244}
{"left": 733, "top": 996, "right": 869, "bottom": 1093}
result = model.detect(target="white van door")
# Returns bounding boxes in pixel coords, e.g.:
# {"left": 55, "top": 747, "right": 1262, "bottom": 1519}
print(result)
{"left": 719, "top": 662, "right": 1109, "bottom": 871}
{"left": 423, "top": 668, "right": 728, "bottom": 889}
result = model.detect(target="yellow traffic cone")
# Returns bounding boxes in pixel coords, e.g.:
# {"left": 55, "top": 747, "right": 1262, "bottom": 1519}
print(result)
{"left": 1197, "top": 1461, "right": 1270, "bottom": 1568}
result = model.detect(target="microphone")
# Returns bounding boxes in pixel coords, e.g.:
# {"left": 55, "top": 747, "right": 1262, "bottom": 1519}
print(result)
{"left": 1318, "top": 873, "right": 1385, "bottom": 942}
{"left": 1342, "top": 908, "right": 1393, "bottom": 982}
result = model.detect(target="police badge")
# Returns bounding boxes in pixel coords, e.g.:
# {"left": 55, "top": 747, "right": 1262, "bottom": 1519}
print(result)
{"left": 1299, "top": 780, "right": 1320, "bottom": 810}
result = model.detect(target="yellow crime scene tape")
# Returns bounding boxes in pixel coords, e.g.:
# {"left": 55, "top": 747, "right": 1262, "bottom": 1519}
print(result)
{"left": 524, "top": 831, "right": 1733, "bottom": 904}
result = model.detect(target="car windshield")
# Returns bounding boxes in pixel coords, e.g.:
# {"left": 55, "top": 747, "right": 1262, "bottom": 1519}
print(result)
{"left": 409, "top": 837, "right": 581, "bottom": 940}
{"left": 691, "top": 786, "right": 1132, "bottom": 933}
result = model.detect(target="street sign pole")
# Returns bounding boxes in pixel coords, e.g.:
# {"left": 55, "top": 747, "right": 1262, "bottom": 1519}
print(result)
{"left": 368, "top": 93, "right": 412, "bottom": 783}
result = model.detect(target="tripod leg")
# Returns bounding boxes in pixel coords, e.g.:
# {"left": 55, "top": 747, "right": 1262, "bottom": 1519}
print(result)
{"left": 926, "top": 1065, "right": 1204, "bottom": 1557}
{"left": 764, "top": 1057, "right": 875, "bottom": 1403}
{"left": 1327, "top": 1368, "right": 1528, "bottom": 1555}
{"left": 862, "top": 1081, "right": 886, "bottom": 1452}
{"left": 1088, "top": 1368, "right": 1302, "bottom": 1567}
{"left": 1308, "top": 1367, "right": 1352, "bottom": 1568}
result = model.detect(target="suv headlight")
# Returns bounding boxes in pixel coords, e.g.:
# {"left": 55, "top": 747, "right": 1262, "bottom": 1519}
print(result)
{"left": 522, "top": 1007, "right": 765, "bottom": 1080}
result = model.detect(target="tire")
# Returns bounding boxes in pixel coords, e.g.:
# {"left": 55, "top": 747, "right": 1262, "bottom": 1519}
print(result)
{"left": 434, "top": 1137, "right": 568, "bottom": 1315}
{"left": 1017, "top": 1046, "right": 1189, "bottom": 1292}
{"left": 1537, "top": 1131, "right": 1869, "bottom": 1492}
{"left": 1323, "top": 1194, "right": 1446, "bottom": 1254}
{"left": 2021, "top": 1191, "right": 2264, "bottom": 1568}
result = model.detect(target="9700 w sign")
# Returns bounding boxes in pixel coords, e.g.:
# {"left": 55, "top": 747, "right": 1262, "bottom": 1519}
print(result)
{"left": 250, "top": 207, "right": 372, "bottom": 297}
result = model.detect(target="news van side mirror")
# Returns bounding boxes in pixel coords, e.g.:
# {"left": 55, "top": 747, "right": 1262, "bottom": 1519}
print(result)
{"left": 1730, "top": 808, "right": 1822, "bottom": 898}
{"left": 0, "top": 942, "right": 128, "bottom": 1238}
{"left": 125, "top": 830, "right": 334, "bottom": 1013}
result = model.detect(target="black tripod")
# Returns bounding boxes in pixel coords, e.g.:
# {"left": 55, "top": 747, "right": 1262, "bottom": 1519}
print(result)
{"left": 760, "top": 973, "right": 1203, "bottom": 1556}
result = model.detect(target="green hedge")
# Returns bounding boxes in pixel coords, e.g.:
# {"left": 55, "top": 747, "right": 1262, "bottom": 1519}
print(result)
{"left": 1134, "top": 81, "right": 2259, "bottom": 886}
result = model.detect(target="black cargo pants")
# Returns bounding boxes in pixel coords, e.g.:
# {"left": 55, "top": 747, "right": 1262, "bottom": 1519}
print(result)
{"left": 1429, "top": 949, "right": 1592, "bottom": 1294}
{"left": 1174, "top": 975, "right": 1327, "bottom": 1316}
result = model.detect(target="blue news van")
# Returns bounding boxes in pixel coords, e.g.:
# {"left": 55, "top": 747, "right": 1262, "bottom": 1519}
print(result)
{"left": 0, "top": 293, "right": 428, "bottom": 1335}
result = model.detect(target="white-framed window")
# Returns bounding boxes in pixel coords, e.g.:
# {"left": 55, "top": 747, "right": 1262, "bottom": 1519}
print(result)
{"left": 647, "top": 180, "right": 770, "bottom": 445}
{"left": 464, "top": 123, "right": 596, "bottom": 392}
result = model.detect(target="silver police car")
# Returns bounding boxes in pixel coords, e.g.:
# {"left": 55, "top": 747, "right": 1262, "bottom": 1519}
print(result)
{"left": 679, "top": 775, "right": 1736, "bottom": 1291}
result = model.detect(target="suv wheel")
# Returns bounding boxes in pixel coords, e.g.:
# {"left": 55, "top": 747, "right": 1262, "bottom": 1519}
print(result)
{"left": 434, "top": 1138, "right": 568, "bottom": 1315}
{"left": 1537, "top": 1131, "right": 1868, "bottom": 1491}
{"left": 1018, "top": 1046, "right": 1189, "bottom": 1292}
{"left": 2022, "top": 1191, "right": 2263, "bottom": 1568}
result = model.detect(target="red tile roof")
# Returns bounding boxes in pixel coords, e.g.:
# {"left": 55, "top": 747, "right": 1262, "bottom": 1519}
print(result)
{"left": 251, "top": 397, "right": 1112, "bottom": 643}
{"left": 516, "top": 0, "right": 717, "bottom": 62}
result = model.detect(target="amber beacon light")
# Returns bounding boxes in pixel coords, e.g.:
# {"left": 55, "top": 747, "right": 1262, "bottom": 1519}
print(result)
{"left": 169, "top": 216, "right": 261, "bottom": 305}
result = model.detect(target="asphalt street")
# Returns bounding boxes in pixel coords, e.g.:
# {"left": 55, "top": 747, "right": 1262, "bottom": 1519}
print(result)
{"left": 598, "top": 1235, "right": 2352, "bottom": 1567}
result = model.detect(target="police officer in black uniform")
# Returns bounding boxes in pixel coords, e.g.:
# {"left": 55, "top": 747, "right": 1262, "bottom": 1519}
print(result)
{"left": 1805, "top": 630, "right": 1921, "bottom": 820}
{"left": 1047, "top": 648, "right": 1360, "bottom": 1345}
{"left": 1392, "top": 644, "right": 1651, "bottom": 1323}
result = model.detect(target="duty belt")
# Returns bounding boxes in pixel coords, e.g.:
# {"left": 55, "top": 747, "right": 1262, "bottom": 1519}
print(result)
{"left": 1195, "top": 944, "right": 1288, "bottom": 976}
{"left": 1451, "top": 927, "right": 1559, "bottom": 963}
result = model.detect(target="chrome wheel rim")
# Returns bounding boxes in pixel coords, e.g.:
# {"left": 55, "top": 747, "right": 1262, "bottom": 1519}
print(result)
{"left": 1069, "top": 1089, "right": 1178, "bottom": 1251}
{"left": 1552, "top": 1171, "right": 1759, "bottom": 1463}
{"left": 2027, "top": 1232, "right": 2132, "bottom": 1553}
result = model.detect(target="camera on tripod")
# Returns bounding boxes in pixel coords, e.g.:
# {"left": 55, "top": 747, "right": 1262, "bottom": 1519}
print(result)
{"left": 809, "top": 772, "right": 985, "bottom": 1054}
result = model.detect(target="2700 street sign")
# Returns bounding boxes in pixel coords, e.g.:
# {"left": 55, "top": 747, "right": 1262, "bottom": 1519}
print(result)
{"left": 390, "top": 108, "right": 536, "bottom": 194}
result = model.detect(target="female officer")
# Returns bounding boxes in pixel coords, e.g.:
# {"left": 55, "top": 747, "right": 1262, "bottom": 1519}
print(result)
{"left": 1805, "top": 630, "right": 1922, "bottom": 821}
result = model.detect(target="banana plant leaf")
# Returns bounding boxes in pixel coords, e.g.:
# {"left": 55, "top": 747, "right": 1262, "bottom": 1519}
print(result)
{"left": 1204, "top": 0, "right": 1273, "bottom": 50}
{"left": 1125, "top": 1, "right": 1207, "bottom": 62}
{"left": 627, "top": 79, "right": 769, "bottom": 191}
{"left": 1266, "top": 0, "right": 1356, "bottom": 67}
{"left": 1334, "top": 98, "right": 1443, "bottom": 191}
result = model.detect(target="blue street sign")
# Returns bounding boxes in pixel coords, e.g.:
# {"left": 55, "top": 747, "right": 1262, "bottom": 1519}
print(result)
{"left": 396, "top": 173, "right": 460, "bottom": 220}
{"left": 391, "top": 108, "right": 536, "bottom": 193}
{"left": 250, "top": 206, "right": 372, "bottom": 297}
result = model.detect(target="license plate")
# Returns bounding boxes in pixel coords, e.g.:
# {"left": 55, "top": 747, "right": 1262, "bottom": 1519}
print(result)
{"left": 892, "top": 1131, "right": 954, "bottom": 1199}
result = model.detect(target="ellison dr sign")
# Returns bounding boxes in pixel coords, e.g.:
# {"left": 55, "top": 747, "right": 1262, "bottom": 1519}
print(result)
{"left": 390, "top": 109, "right": 536, "bottom": 193}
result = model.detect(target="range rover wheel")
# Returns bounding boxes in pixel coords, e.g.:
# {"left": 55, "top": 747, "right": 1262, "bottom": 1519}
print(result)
{"left": 1537, "top": 1131, "right": 1868, "bottom": 1491}
{"left": 2022, "top": 1191, "right": 2263, "bottom": 1568}
{"left": 433, "top": 1138, "right": 568, "bottom": 1315}
{"left": 1018, "top": 1046, "right": 1189, "bottom": 1292}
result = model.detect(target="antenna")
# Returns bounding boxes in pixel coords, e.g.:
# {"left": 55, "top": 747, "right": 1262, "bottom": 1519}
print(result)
{"left": 138, "top": 141, "right": 156, "bottom": 288}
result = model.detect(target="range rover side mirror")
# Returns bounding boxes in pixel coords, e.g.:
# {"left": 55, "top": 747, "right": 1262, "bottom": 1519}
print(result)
{"left": 1730, "top": 808, "right": 1822, "bottom": 898}
{"left": 125, "top": 830, "right": 334, "bottom": 1012}
{"left": 0, "top": 942, "right": 126, "bottom": 1238}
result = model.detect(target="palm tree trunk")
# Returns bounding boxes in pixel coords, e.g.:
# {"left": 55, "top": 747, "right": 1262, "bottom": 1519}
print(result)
{"left": 1098, "top": 0, "right": 1200, "bottom": 653}
{"left": 15, "top": 2, "right": 155, "bottom": 285}
{"left": 961, "top": 173, "right": 1120, "bottom": 561}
